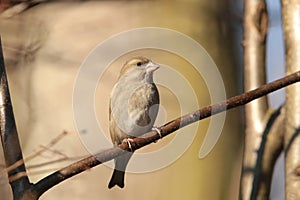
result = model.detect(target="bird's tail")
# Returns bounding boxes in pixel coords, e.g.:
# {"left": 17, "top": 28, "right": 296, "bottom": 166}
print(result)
{"left": 108, "top": 169, "right": 125, "bottom": 189}
{"left": 108, "top": 151, "right": 132, "bottom": 189}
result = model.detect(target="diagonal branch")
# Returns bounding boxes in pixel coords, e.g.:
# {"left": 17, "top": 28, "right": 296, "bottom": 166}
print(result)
{"left": 22, "top": 70, "right": 300, "bottom": 200}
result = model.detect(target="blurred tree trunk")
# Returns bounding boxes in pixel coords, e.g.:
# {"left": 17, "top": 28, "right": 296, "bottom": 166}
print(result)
{"left": 240, "top": 0, "right": 300, "bottom": 199}
{"left": 281, "top": 0, "right": 300, "bottom": 199}
{"left": 240, "top": 1, "right": 273, "bottom": 199}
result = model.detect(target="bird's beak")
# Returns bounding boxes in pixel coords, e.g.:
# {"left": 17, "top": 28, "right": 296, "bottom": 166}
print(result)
{"left": 146, "top": 61, "right": 160, "bottom": 73}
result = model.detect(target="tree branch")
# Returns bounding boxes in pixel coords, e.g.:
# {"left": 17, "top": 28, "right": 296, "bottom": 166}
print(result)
{"left": 248, "top": 106, "right": 285, "bottom": 199}
{"left": 21, "top": 70, "right": 300, "bottom": 200}
{"left": 0, "top": 37, "right": 32, "bottom": 199}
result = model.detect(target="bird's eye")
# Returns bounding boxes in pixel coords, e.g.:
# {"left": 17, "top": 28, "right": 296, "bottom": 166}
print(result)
{"left": 136, "top": 62, "right": 142, "bottom": 67}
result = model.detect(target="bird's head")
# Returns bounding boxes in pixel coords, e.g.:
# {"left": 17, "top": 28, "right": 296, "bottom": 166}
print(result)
{"left": 118, "top": 57, "right": 160, "bottom": 82}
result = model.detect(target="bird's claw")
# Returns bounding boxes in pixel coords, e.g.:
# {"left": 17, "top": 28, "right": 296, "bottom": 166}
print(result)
{"left": 123, "top": 138, "right": 134, "bottom": 152}
{"left": 152, "top": 127, "right": 162, "bottom": 139}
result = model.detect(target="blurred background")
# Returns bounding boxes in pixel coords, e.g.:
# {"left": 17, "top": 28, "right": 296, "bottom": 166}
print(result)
{"left": 0, "top": 0, "right": 285, "bottom": 199}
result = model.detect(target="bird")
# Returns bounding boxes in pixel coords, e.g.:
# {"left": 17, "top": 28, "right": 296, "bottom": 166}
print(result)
{"left": 108, "top": 56, "right": 160, "bottom": 189}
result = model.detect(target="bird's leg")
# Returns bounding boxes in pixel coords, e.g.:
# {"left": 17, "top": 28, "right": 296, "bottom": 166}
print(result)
{"left": 152, "top": 127, "right": 162, "bottom": 139}
{"left": 122, "top": 138, "right": 134, "bottom": 152}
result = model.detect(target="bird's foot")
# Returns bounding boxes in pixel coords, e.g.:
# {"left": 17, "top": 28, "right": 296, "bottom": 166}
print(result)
{"left": 152, "top": 127, "right": 162, "bottom": 139}
{"left": 122, "top": 138, "right": 134, "bottom": 152}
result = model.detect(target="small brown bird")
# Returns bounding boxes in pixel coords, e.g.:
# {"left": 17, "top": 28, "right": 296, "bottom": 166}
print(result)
{"left": 108, "top": 57, "right": 160, "bottom": 189}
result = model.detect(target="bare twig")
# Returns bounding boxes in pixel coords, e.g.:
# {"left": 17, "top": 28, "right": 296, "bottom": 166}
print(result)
{"left": 27, "top": 156, "right": 86, "bottom": 171}
{"left": 0, "top": 130, "right": 70, "bottom": 182}
{"left": 25, "top": 131, "right": 69, "bottom": 160}
{"left": 21, "top": 70, "right": 300, "bottom": 200}
{"left": 281, "top": 0, "right": 300, "bottom": 199}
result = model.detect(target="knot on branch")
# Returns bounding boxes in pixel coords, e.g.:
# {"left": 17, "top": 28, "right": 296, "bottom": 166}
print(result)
{"left": 255, "top": 2, "right": 268, "bottom": 43}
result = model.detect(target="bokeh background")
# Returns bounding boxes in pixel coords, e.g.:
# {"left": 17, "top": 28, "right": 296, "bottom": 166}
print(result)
{"left": 0, "top": 0, "right": 285, "bottom": 199}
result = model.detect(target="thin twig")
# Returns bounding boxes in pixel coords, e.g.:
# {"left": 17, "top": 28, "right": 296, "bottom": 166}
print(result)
{"left": 22, "top": 70, "right": 300, "bottom": 200}
{"left": 1, "top": 131, "right": 69, "bottom": 179}
{"left": 27, "top": 156, "right": 86, "bottom": 171}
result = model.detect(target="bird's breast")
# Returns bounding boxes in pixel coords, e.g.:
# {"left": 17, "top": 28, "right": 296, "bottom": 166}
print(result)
{"left": 110, "top": 82, "right": 159, "bottom": 137}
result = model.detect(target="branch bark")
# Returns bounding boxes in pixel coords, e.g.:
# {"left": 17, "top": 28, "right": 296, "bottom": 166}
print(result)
{"left": 281, "top": 0, "right": 300, "bottom": 199}
{"left": 21, "top": 70, "right": 300, "bottom": 200}
{"left": 0, "top": 38, "right": 31, "bottom": 199}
